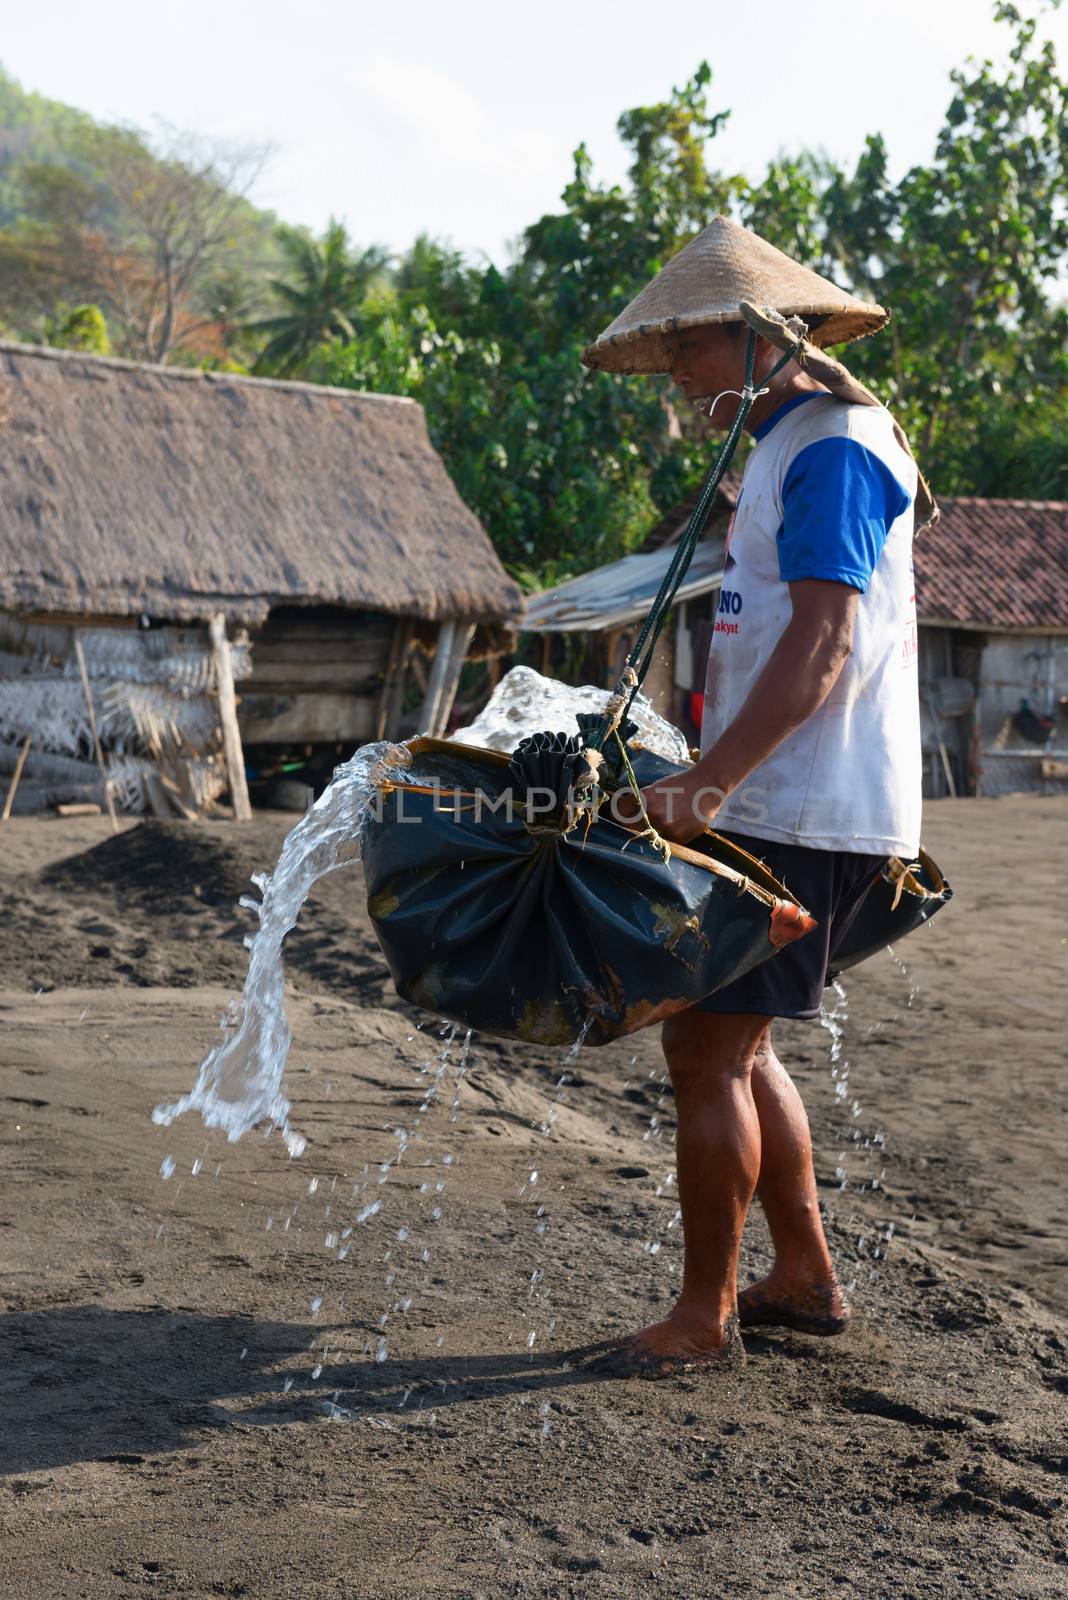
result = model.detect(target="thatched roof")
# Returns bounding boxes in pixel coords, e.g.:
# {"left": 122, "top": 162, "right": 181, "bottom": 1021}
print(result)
{"left": 0, "top": 341, "right": 522, "bottom": 627}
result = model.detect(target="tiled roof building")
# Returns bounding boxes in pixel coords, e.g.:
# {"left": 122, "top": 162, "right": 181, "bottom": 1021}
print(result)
{"left": 915, "top": 499, "right": 1068, "bottom": 634}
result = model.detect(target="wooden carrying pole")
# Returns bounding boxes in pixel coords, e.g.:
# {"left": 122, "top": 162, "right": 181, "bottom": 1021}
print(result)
{"left": 1, "top": 733, "right": 31, "bottom": 821}
{"left": 209, "top": 613, "right": 253, "bottom": 822}
{"left": 73, "top": 638, "right": 119, "bottom": 834}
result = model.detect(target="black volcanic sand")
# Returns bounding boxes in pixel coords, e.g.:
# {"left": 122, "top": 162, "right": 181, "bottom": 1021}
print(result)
{"left": 1, "top": 799, "right": 1066, "bottom": 1599}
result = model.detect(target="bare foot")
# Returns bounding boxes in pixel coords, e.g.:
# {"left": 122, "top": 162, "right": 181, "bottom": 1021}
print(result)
{"left": 738, "top": 1272, "right": 850, "bottom": 1336}
{"left": 576, "top": 1305, "right": 745, "bottom": 1379}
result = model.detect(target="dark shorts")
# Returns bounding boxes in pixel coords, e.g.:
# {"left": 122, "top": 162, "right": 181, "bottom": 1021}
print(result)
{"left": 693, "top": 830, "right": 886, "bottom": 1022}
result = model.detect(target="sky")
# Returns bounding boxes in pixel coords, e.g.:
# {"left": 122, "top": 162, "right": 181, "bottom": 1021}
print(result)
{"left": 3, "top": 0, "right": 1065, "bottom": 262}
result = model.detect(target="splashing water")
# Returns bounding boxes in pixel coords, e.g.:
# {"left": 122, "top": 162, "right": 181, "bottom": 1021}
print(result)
{"left": 885, "top": 944, "right": 920, "bottom": 1009}
{"left": 151, "top": 741, "right": 419, "bottom": 1156}
{"left": 818, "top": 949, "right": 924, "bottom": 1291}
{"left": 453, "top": 664, "right": 689, "bottom": 763}
{"left": 292, "top": 1021, "right": 473, "bottom": 1383}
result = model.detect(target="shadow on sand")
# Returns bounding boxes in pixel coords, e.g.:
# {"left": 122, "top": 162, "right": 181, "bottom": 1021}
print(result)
{"left": 4, "top": 1305, "right": 705, "bottom": 1474}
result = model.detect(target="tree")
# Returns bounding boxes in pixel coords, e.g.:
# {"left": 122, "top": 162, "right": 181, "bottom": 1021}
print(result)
{"left": 393, "top": 233, "right": 482, "bottom": 329}
{"left": 0, "top": 90, "right": 277, "bottom": 364}
{"left": 97, "top": 126, "right": 272, "bottom": 363}
{"left": 5, "top": 4, "right": 1064, "bottom": 560}
{"left": 43, "top": 302, "right": 110, "bottom": 353}
{"left": 324, "top": 65, "right": 740, "bottom": 577}
{"left": 248, "top": 220, "right": 390, "bottom": 377}
{"left": 875, "top": 0, "right": 1067, "bottom": 482}
{"left": 739, "top": 2, "right": 1067, "bottom": 500}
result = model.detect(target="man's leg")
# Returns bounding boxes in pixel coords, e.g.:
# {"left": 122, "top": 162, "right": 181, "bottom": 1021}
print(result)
{"left": 622, "top": 1008, "right": 767, "bottom": 1361}
{"left": 741, "top": 1028, "right": 849, "bottom": 1333}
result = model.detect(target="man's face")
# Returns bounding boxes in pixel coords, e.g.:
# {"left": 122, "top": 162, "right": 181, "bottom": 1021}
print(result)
{"left": 665, "top": 324, "right": 748, "bottom": 418}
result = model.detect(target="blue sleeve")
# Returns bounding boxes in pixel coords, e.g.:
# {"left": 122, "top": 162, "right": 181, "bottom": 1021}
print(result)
{"left": 777, "top": 437, "right": 911, "bottom": 592}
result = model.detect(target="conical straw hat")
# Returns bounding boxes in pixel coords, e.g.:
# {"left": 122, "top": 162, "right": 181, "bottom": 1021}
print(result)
{"left": 581, "top": 215, "right": 887, "bottom": 374}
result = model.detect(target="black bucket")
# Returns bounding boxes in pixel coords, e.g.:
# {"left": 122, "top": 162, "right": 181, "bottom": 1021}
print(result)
{"left": 827, "top": 849, "right": 952, "bottom": 982}
{"left": 362, "top": 735, "right": 815, "bottom": 1047}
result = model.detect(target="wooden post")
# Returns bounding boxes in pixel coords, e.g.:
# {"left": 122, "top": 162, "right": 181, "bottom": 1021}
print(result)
{"left": 73, "top": 637, "right": 119, "bottom": 834}
{"left": 434, "top": 622, "right": 476, "bottom": 736}
{"left": 540, "top": 632, "right": 552, "bottom": 677}
{"left": 144, "top": 771, "right": 171, "bottom": 820}
{"left": 209, "top": 613, "right": 253, "bottom": 822}
{"left": 375, "top": 618, "right": 412, "bottom": 741}
{"left": 384, "top": 618, "right": 414, "bottom": 740}
{"left": 604, "top": 629, "right": 622, "bottom": 690}
{"left": 417, "top": 619, "right": 457, "bottom": 736}
{"left": 1, "top": 734, "right": 31, "bottom": 821}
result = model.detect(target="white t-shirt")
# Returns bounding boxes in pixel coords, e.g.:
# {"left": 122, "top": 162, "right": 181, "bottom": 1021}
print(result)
{"left": 700, "top": 392, "right": 921, "bottom": 856}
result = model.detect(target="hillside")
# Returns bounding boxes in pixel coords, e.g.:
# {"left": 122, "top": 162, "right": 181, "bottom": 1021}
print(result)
{"left": 0, "top": 64, "right": 281, "bottom": 363}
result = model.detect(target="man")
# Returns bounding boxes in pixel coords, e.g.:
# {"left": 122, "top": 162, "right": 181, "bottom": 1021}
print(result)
{"left": 581, "top": 217, "right": 923, "bottom": 1372}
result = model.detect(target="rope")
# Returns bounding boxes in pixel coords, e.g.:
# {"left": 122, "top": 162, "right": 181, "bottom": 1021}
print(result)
{"left": 886, "top": 857, "right": 922, "bottom": 911}
{"left": 612, "top": 730, "right": 672, "bottom": 864}
{"left": 600, "top": 665, "right": 638, "bottom": 738}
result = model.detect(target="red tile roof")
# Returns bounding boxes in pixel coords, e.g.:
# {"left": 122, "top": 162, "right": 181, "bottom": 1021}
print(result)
{"left": 916, "top": 498, "right": 1068, "bottom": 632}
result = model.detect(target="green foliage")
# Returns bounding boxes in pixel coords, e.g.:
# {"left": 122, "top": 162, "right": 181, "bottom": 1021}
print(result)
{"left": 325, "top": 306, "right": 671, "bottom": 573}
{"left": 741, "top": 1, "right": 1068, "bottom": 499}
{"left": 248, "top": 220, "right": 390, "bottom": 377}
{"left": 315, "top": 8, "right": 1068, "bottom": 575}
{"left": 43, "top": 301, "right": 110, "bottom": 353}
{"left": 0, "top": 65, "right": 100, "bottom": 228}
{"left": 321, "top": 65, "right": 731, "bottom": 572}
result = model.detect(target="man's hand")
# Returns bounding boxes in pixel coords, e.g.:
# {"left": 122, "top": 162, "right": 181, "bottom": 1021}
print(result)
{"left": 614, "top": 768, "right": 723, "bottom": 845}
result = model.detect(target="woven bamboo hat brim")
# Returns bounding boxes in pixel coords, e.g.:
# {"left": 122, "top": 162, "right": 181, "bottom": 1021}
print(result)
{"left": 581, "top": 215, "right": 888, "bottom": 374}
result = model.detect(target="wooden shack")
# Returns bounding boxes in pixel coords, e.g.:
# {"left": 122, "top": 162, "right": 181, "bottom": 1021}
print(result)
{"left": 912, "top": 497, "right": 1068, "bottom": 797}
{"left": 0, "top": 341, "right": 522, "bottom": 814}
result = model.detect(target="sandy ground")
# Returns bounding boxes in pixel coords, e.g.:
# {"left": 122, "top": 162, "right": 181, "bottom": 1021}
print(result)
{"left": 1, "top": 797, "right": 1066, "bottom": 1599}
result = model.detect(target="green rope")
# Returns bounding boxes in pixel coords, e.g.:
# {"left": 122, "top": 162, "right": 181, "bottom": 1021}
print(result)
{"left": 586, "top": 328, "right": 803, "bottom": 753}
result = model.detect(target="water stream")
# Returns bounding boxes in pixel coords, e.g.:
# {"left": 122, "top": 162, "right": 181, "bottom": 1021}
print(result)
{"left": 818, "top": 947, "right": 924, "bottom": 1295}
{"left": 151, "top": 740, "right": 421, "bottom": 1156}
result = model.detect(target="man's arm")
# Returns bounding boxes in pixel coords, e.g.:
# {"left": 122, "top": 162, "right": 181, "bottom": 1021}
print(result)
{"left": 630, "top": 579, "right": 858, "bottom": 843}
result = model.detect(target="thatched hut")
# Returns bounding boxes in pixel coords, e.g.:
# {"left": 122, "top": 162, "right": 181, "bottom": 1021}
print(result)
{"left": 0, "top": 340, "right": 521, "bottom": 814}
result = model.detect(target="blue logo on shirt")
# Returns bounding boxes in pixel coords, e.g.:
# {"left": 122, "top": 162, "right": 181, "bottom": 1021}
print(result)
{"left": 718, "top": 589, "right": 743, "bottom": 616}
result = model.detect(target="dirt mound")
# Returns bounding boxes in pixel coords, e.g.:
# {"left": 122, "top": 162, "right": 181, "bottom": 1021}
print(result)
{"left": 19, "top": 815, "right": 393, "bottom": 1001}
{"left": 41, "top": 820, "right": 262, "bottom": 914}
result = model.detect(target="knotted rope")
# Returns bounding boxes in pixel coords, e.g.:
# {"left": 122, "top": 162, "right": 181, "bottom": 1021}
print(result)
{"left": 886, "top": 857, "right": 923, "bottom": 912}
